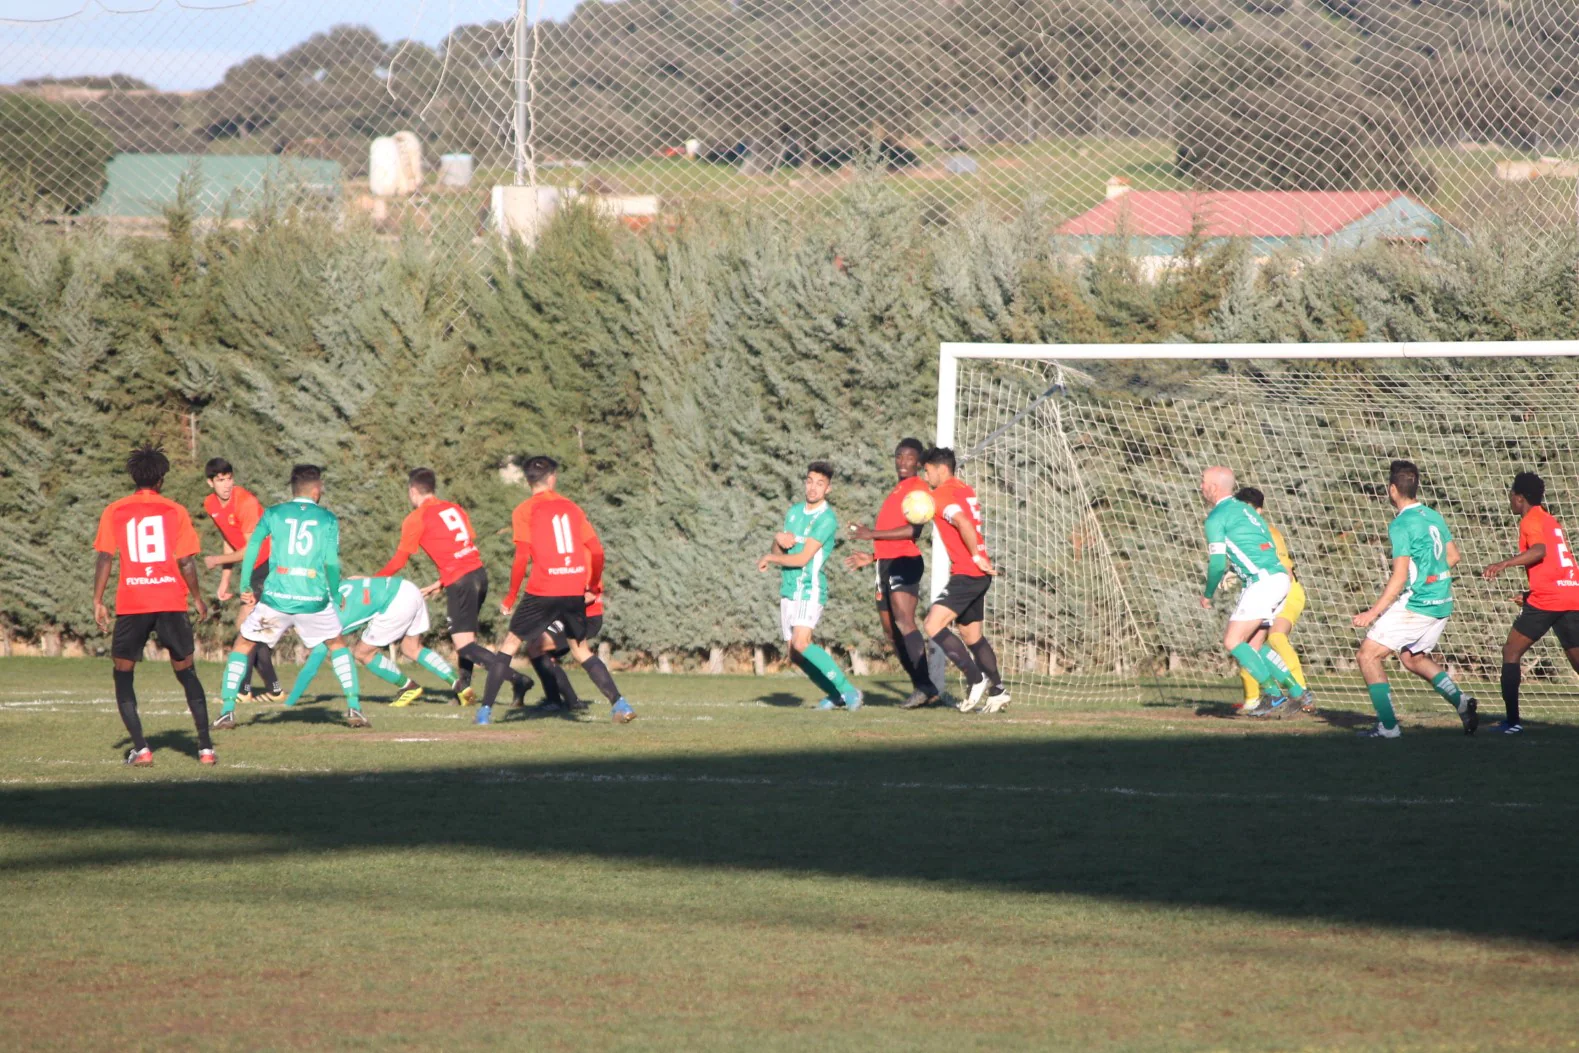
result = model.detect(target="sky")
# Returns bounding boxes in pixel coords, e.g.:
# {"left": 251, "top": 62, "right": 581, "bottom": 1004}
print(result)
{"left": 1, "top": 0, "right": 582, "bottom": 90}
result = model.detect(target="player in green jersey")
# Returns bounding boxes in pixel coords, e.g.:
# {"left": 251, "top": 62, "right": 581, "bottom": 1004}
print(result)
{"left": 212, "top": 465, "right": 368, "bottom": 729}
{"left": 757, "top": 461, "right": 862, "bottom": 711}
{"left": 282, "top": 575, "right": 464, "bottom": 707}
{"left": 1352, "top": 460, "right": 1478, "bottom": 738}
{"left": 1198, "top": 466, "right": 1305, "bottom": 718}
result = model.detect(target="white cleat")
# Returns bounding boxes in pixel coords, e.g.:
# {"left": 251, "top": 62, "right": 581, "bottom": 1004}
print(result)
{"left": 1357, "top": 722, "right": 1401, "bottom": 739}
{"left": 982, "top": 688, "right": 1012, "bottom": 713}
{"left": 957, "top": 678, "right": 991, "bottom": 713}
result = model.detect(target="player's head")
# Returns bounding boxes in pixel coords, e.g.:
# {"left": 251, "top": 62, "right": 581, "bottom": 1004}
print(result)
{"left": 805, "top": 461, "right": 834, "bottom": 504}
{"left": 1199, "top": 465, "right": 1235, "bottom": 505}
{"left": 408, "top": 467, "right": 437, "bottom": 506}
{"left": 127, "top": 444, "right": 169, "bottom": 492}
{"left": 1234, "top": 486, "right": 1265, "bottom": 511}
{"left": 523, "top": 455, "right": 558, "bottom": 493}
{"left": 921, "top": 446, "right": 956, "bottom": 487}
{"left": 1387, "top": 460, "right": 1419, "bottom": 506}
{"left": 290, "top": 463, "right": 324, "bottom": 501}
{"left": 204, "top": 456, "right": 235, "bottom": 500}
{"left": 894, "top": 438, "right": 925, "bottom": 479}
{"left": 1511, "top": 471, "right": 1545, "bottom": 514}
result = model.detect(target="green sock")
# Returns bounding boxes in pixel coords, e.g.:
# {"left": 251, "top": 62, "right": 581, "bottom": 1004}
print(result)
{"left": 329, "top": 646, "right": 361, "bottom": 709}
{"left": 793, "top": 651, "right": 842, "bottom": 700}
{"left": 1368, "top": 682, "right": 1398, "bottom": 729}
{"left": 366, "top": 653, "right": 406, "bottom": 688}
{"left": 1258, "top": 645, "right": 1302, "bottom": 694}
{"left": 284, "top": 644, "right": 327, "bottom": 707}
{"left": 801, "top": 644, "right": 854, "bottom": 698}
{"left": 1431, "top": 671, "right": 1467, "bottom": 711}
{"left": 417, "top": 647, "right": 457, "bottom": 686}
{"left": 220, "top": 651, "right": 249, "bottom": 714}
{"left": 1229, "top": 643, "right": 1280, "bottom": 695}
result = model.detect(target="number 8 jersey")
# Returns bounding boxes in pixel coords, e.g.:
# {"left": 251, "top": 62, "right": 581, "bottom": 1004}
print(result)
{"left": 1389, "top": 502, "right": 1455, "bottom": 617}
{"left": 93, "top": 488, "right": 202, "bottom": 613}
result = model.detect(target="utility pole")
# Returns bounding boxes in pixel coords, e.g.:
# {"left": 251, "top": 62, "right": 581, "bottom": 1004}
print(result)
{"left": 513, "top": 0, "right": 528, "bottom": 187}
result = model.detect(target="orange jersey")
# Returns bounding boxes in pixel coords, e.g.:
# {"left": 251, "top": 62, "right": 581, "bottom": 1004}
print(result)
{"left": 873, "top": 475, "right": 929, "bottom": 560}
{"left": 94, "top": 490, "right": 201, "bottom": 614}
{"left": 586, "top": 542, "right": 606, "bottom": 617}
{"left": 203, "top": 486, "right": 269, "bottom": 568}
{"left": 1519, "top": 505, "right": 1579, "bottom": 610}
{"left": 381, "top": 498, "right": 484, "bottom": 586}
{"left": 508, "top": 490, "right": 600, "bottom": 600}
{"left": 931, "top": 477, "right": 989, "bottom": 578}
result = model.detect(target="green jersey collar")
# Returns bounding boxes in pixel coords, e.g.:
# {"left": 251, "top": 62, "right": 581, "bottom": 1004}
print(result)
{"left": 291, "top": 496, "right": 319, "bottom": 506}
{"left": 1394, "top": 501, "right": 1421, "bottom": 517}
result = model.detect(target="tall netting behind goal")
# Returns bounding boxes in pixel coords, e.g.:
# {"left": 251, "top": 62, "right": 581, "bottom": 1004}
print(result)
{"left": 945, "top": 343, "right": 1579, "bottom": 712}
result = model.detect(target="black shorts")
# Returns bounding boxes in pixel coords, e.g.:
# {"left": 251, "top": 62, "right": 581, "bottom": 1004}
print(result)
{"left": 875, "top": 555, "right": 925, "bottom": 611}
{"left": 112, "top": 611, "right": 195, "bottom": 662}
{"left": 1512, "top": 603, "right": 1579, "bottom": 650}
{"left": 445, "top": 567, "right": 488, "bottom": 635}
{"left": 935, "top": 573, "right": 992, "bottom": 625}
{"left": 248, "top": 561, "right": 269, "bottom": 597}
{"left": 510, "top": 593, "right": 587, "bottom": 646}
{"left": 547, "top": 613, "right": 601, "bottom": 654}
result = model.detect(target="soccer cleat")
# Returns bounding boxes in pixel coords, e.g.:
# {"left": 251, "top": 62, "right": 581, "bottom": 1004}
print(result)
{"left": 816, "top": 697, "right": 840, "bottom": 710}
{"left": 1296, "top": 687, "right": 1317, "bottom": 714}
{"left": 1458, "top": 695, "right": 1479, "bottom": 736}
{"left": 1235, "top": 698, "right": 1260, "bottom": 715}
{"left": 1358, "top": 722, "right": 1401, "bottom": 739}
{"left": 259, "top": 690, "right": 287, "bottom": 704}
{"left": 211, "top": 711, "right": 237, "bottom": 730}
{"left": 235, "top": 688, "right": 254, "bottom": 705}
{"left": 510, "top": 674, "right": 535, "bottom": 709}
{"left": 1246, "top": 693, "right": 1290, "bottom": 719}
{"left": 346, "top": 708, "right": 371, "bottom": 729}
{"left": 390, "top": 684, "right": 424, "bottom": 708}
{"left": 841, "top": 689, "right": 864, "bottom": 712}
{"left": 982, "top": 687, "right": 1012, "bottom": 713}
{"left": 611, "top": 698, "right": 637, "bottom": 724}
{"left": 956, "top": 677, "right": 991, "bottom": 713}
{"left": 1494, "top": 720, "right": 1523, "bottom": 735}
{"left": 198, "top": 748, "right": 217, "bottom": 766}
{"left": 125, "top": 747, "right": 153, "bottom": 766}
{"left": 455, "top": 684, "right": 477, "bottom": 707}
{"left": 900, "top": 690, "right": 939, "bottom": 710}
{"left": 474, "top": 705, "right": 492, "bottom": 726}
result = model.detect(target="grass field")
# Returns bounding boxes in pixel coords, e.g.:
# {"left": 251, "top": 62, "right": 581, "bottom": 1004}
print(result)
{"left": 2, "top": 657, "right": 1577, "bottom": 1051}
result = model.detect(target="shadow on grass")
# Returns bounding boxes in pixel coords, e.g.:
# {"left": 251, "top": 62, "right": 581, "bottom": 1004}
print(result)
{"left": 10, "top": 727, "right": 1579, "bottom": 945}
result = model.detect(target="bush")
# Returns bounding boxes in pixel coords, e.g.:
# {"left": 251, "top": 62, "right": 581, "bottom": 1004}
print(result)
{"left": 0, "top": 93, "right": 115, "bottom": 213}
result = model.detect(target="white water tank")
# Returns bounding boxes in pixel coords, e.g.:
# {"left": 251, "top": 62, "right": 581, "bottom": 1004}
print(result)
{"left": 438, "top": 154, "right": 473, "bottom": 188}
{"left": 392, "top": 131, "right": 423, "bottom": 193}
{"left": 369, "top": 136, "right": 401, "bottom": 197}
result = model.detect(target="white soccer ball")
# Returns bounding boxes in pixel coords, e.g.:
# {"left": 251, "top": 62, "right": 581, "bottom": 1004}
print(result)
{"left": 902, "top": 489, "right": 936, "bottom": 525}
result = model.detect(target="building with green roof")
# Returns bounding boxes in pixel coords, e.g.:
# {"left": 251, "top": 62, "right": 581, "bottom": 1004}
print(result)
{"left": 84, "top": 154, "right": 343, "bottom": 220}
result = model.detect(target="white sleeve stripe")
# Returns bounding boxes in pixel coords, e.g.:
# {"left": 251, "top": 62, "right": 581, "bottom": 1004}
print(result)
{"left": 1207, "top": 543, "right": 1227, "bottom": 555}
{"left": 941, "top": 503, "right": 964, "bottom": 523}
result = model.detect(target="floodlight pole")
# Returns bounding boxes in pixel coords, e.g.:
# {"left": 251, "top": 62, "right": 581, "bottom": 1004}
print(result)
{"left": 513, "top": 0, "right": 528, "bottom": 187}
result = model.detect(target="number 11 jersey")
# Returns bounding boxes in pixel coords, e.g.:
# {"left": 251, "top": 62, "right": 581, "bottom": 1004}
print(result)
{"left": 93, "top": 489, "right": 202, "bottom": 614}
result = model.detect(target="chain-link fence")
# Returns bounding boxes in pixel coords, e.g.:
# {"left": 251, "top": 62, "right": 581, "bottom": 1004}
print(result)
{"left": 5, "top": 0, "right": 1579, "bottom": 273}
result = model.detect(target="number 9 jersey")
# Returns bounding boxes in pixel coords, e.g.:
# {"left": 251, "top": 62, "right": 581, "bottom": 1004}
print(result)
{"left": 94, "top": 489, "right": 202, "bottom": 613}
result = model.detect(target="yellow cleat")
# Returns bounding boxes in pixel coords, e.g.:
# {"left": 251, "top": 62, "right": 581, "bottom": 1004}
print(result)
{"left": 390, "top": 685, "right": 424, "bottom": 708}
{"left": 456, "top": 685, "right": 477, "bottom": 707}
{"left": 235, "top": 689, "right": 255, "bottom": 705}
{"left": 258, "top": 691, "right": 287, "bottom": 704}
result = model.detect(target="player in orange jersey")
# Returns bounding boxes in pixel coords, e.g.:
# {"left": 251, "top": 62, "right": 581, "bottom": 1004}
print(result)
{"left": 475, "top": 456, "right": 634, "bottom": 725}
{"left": 201, "top": 457, "right": 281, "bottom": 702}
{"left": 379, "top": 468, "right": 530, "bottom": 706}
{"left": 1482, "top": 471, "right": 1579, "bottom": 734}
{"left": 921, "top": 447, "right": 1008, "bottom": 715}
{"left": 92, "top": 444, "right": 216, "bottom": 766}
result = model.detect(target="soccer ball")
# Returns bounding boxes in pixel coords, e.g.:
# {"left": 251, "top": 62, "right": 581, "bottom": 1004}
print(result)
{"left": 901, "top": 489, "right": 936, "bottom": 525}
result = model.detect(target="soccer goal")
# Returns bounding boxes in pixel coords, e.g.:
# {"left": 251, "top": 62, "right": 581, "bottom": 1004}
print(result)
{"left": 938, "top": 341, "right": 1579, "bottom": 712}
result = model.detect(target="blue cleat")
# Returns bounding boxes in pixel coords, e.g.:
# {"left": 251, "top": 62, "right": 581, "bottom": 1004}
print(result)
{"left": 841, "top": 689, "right": 864, "bottom": 712}
{"left": 474, "top": 704, "right": 492, "bottom": 726}
{"left": 611, "top": 698, "right": 637, "bottom": 724}
{"left": 816, "top": 697, "right": 840, "bottom": 710}
{"left": 1493, "top": 720, "right": 1523, "bottom": 735}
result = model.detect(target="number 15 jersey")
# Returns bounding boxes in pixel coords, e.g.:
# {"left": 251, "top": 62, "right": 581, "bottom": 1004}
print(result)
{"left": 238, "top": 497, "right": 343, "bottom": 615}
{"left": 93, "top": 489, "right": 201, "bottom": 614}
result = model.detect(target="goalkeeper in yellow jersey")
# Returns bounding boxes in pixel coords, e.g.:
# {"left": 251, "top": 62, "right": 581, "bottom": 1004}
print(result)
{"left": 1234, "top": 488, "right": 1315, "bottom": 714}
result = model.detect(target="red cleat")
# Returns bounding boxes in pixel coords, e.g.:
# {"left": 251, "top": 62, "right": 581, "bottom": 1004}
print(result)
{"left": 125, "top": 747, "right": 153, "bottom": 767}
{"left": 198, "top": 749, "right": 217, "bottom": 766}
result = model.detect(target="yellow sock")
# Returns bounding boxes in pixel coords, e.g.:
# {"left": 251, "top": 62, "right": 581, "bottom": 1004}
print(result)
{"left": 1239, "top": 667, "right": 1259, "bottom": 704}
{"left": 1268, "top": 632, "right": 1307, "bottom": 690}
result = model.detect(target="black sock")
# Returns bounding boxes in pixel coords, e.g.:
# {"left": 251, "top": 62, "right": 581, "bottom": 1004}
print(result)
{"left": 479, "top": 651, "right": 515, "bottom": 707}
{"left": 901, "top": 630, "right": 936, "bottom": 693}
{"left": 1501, "top": 662, "right": 1521, "bottom": 725}
{"left": 252, "top": 643, "right": 281, "bottom": 695}
{"left": 969, "top": 638, "right": 1003, "bottom": 691}
{"left": 458, "top": 642, "right": 498, "bottom": 674}
{"left": 548, "top": 657, "right": 580, "bottom": 706}
{"left": 113, "top": 669, "right": 147, "bottom": 751}
{"left": 456, "top": 656, "right": 474, "bottom": 688}
{"left": 581, "top": 655, "right": 622, "bottom": 705}
{"left": 532, "top": 655, "right": 562, "bottom": 703}
{"left": 931, "top": 630, "right": 984, "bottom": 684}
{"left": 173, "top": 666, "right": 213, "bottom": 751}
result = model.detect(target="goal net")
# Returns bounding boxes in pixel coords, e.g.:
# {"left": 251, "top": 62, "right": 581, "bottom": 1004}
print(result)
{"left": 941, "top": 341, "right": 1579, "bottom": 712}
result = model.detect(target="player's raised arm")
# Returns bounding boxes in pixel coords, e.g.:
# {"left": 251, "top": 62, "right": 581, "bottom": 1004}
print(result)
{"left": 504, "top": 504, "right": 533, "bottom": 612}
{"left": 378, "top": 511, "right": 424, "bottom": 577}
{"left": 949, "top": 510, "right": 994, "bottom": 576}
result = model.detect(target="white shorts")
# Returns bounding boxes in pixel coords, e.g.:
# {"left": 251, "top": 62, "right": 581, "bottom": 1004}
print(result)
{"left": 780, "top": 598, "right": 824, "bottom": 641}
{"left": 240, "top": 601, "right": 343, "bottom": 649}
{"left": 1230, "top": 573, "right": 1291, "bottom": 625}
{"left": 360, "top": 580, "right": 431, "bottom": 648}
{"left": 1367, "top": 602, "right": 1449, "bottom": 655}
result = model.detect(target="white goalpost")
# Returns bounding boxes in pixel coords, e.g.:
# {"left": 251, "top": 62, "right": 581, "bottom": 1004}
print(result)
{"left": 937, "top": 341, "right": 1579, "bottom": 712}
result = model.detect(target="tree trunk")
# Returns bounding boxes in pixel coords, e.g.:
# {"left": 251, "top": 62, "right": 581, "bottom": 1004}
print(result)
{"left": 598, "top": 641, "right": 612, "bottom": 665}
{"left": 707, "top": 646, "right": 724, "bottom": 674}
{"left": 849, "top": 648, "right": 869, "bottom": 677}
{"left": 658, "top": 653, "right": 673, "bottom": 674}
{"left": 752, "top": 646, "right": 766, "bottom": 676}
{"left": 41, "top": 629, "right": 61, "bottom": 657}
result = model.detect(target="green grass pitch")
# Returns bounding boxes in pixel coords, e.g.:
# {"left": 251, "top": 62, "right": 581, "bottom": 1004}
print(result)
{"left": 2, "top": 657, "right": 1577, "bottom": 1051}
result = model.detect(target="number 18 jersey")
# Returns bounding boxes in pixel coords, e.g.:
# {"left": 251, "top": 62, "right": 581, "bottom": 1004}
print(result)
{"left": 1390, "top": 502, "right": 1454, "bottom": 617}
{"left": 93, "top": 489, "right": 201, "bottom": 614}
